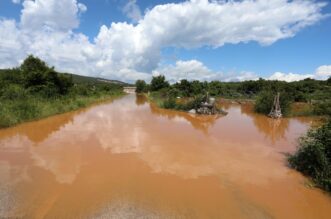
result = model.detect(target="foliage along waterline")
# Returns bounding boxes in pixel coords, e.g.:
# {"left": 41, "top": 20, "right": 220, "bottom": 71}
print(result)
{"left": 288, "top": 120, "right": 331, "bottom": 192}
{"left": 135, "top": 75, "right": 331, "bottom": 117}
{"left": 0, "top": 55, "right": 124, "bottom": 128}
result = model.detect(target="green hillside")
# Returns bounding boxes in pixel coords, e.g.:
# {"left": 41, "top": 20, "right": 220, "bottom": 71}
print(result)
{"left": 0, "top": 69, "right": 130, "bottom": 86}
{"left": 70, "top": 73, "right": 131, "bottom": 86}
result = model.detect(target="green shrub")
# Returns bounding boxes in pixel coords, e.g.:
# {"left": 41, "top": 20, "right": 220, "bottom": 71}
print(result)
{"left": 150, "top": 75, "right": 169, "bottom": 91}
{"left": 163, "top": 98, "right": 177, "bottom": 109}
{"left": 71, "top": 84, "right": 91, "bottom": 96}
{"left": 160, "top": 95, "right": 205, "bottom": 111}
{"left": 24, "top": 71, "right": 47, "bottom": 88}
{"left": 167, "top": 88, "right": 180, "bottom": 99}
{"left": 0, "top": 68, "right": 22, "bottom": 84}
{"left": 313, "top": 101, "right": 331, "bottom": 117}
{"left": 12, "top": 99, "right": 41, "bottom": 121}
{"left": 208, "top": 81, "right": 223, "bottom": 96}
{"left": 254, "top": 91, "right": 291, "bottom": 116}
{"left": 135, "top": 80, "right": 148, "bottom": 93}
{"left": 181, "top": 95, "right": 205, "bottom": 111}
{"left": 288, "top": 120, "right": 331, "bottom": 192}
{"left": 0, "top": 103, "right": 18, "bottom": 128}
{"left": 0, "top": 84, "right": 27, "bottom": 100}
{"left": 54, "top": 73, "right": 73, "bottom": 95}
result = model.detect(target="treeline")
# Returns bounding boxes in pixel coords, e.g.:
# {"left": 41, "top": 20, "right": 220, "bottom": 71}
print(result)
{"left": 135, "top": 75, "right": 331, "bottom": 116}
{"left": 0, "top": 55, "right": 123, "bottom": 128}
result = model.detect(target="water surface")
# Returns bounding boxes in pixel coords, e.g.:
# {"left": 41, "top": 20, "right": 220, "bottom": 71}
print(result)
{"left": 0, "top": 94, "right": 330, "bottom": 218}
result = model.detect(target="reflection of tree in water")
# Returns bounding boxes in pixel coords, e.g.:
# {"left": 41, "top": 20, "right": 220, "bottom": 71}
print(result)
{"left": 0, "top": 109, "right": 83, "bottom": 144}
{"left": 239, "top": 103, "right": 289, "bottom": 143}
{"left": 255, "top": 118, "right": 289, "bottom": 143}
{"left": 239, "top": 102, "right": 254, "bottom": 115}
{"left": 0, "top": 98, "right": 122, "bottom": 144}
{"left": 217, "top": 101, "right": 234, "bottom": 111}
{"left": 135, "top": 94, "right": 147, "bottom": 106}
{"left": 149, "top": 103, "right": 224, "bottom": 133}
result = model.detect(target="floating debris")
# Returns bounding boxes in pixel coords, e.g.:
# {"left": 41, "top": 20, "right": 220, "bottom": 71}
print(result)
{"left": 191, "top": 93, "right": 227, "bottom": 115}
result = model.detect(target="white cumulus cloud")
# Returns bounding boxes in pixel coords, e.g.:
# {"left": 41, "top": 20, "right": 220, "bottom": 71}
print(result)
{"left": 0, "top": 19, "right": 25, "bottom": 68}
{"left": 268, "top": 72, "right": 314, "bottom": 82}
{"left": 0, "top": 0, "right": 328, "bottom": 82}
{"left": 153, "top": 60, "right": 258, "bottom": 83}
{"left": 122, "top": 0, "right": 142, "bottom": 23}
{"left": 268, "top": 65, "right": 331, "bottom": 82}
{"left": 315, "top": 65, "right": 331, "bottom": 79}
{"left": 21, "top": 0, "right": 86, "bottom": 31}
{"left": 153, "top": 60, "right": 217, "bottom": 83}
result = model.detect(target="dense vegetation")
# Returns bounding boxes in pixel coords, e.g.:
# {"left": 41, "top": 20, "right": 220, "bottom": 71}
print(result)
{"left": 135, "top": 75, "right": 331, "bottom": 116}
{"left": 135, "top": 79, "right": 149, "bottom": 93}
{"left": 0, "top": 55, "right": 123, "bottom": 128}
{"left": 288, "top": 120, "right": 331, "bottom": 192}
{"left": 254, "top": 91, "right": 292, "bottom": 116}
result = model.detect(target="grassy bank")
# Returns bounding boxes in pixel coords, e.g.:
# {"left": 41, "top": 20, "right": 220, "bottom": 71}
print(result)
{"left": 0, "top": 92, "right": 124, "bottom": 128}
{"left": 0, "top": 55, "right": 124, "bottom": 128}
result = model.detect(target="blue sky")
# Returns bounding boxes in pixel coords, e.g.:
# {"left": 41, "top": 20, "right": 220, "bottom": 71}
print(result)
{"left": 0, "top": 0, "right": 330, "bottom": 82}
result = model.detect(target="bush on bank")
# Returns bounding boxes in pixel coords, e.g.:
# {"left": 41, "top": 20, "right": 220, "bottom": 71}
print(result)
{"left": 162, "top": 95, "right": 205, "bottom": 111}
{"left": 0, "top": 55, "right": 124, "bottom": 128}
{"left": 288, "top": 120, "right": 331, "bottom": 192}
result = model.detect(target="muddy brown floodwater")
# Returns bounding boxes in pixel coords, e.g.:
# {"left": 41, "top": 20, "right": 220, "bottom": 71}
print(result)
{"left": 0, "top": 94, "right": 330, "bottom": 219}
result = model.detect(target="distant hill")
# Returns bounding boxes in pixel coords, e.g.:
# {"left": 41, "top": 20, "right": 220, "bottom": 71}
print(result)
{"left": 0, "top": 69, "right": 131, "bottom": 86}
{"left": 70, "top": 73, "right": 131, "bottom": 86}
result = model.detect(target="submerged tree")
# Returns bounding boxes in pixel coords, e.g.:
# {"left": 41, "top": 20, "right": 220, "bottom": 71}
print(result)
{"left": 254, "top": 91, "right": 291, "bottom": 116}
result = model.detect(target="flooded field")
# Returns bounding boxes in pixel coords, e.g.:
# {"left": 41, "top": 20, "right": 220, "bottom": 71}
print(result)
{"left": 0, "top": 94, "right": 330, "bottom": 219}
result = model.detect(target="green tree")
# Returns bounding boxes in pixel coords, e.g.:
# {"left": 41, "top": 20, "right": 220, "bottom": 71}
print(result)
{"left": 135, "top": 80, "right": 147, "bottom": 93}
{"left": 21, "top": 55, "right": 50, "bottom": 88}
{"left": 150, "top": 75, "right": 169, "bottom": 91}
{"left": 327, "top": 76, "right": 331, "bottom": 85}
{"left": 19, "top": 56, "right": 73, "bottom": 95}
{"left": 54, "top": 73, "right": 73, "bottom": 95}
{"left": 20, "top": 55, "right": 49, "bottom": 74}
{"left": 254, "top": 91, "right": 291, "bottom": 116}
{"left": 24, "top": 71, "right": 47, "bottom": 88}
{"left": 191, "top": 80, "right": 205, "bottom": 96}
{"left": 175, "top": 79, "right": 192, "bottom": 97}
{"left": 208, "top": 81, "right": 222, "bottom": 96}
{"left": 241, "top": 80, "right": 262, "bottom": 95}
{"left": 0, "top": 68, "right": 22, "bottom": 84}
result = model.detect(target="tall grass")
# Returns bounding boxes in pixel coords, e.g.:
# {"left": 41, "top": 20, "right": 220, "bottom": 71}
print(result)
{"left": 0, "top": 91, "right": 124, "bottom": 128}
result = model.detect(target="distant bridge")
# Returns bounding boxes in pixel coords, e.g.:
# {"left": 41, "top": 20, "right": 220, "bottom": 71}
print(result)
{"left": 123, "top": 87, "right": 136, "bottom": 94}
